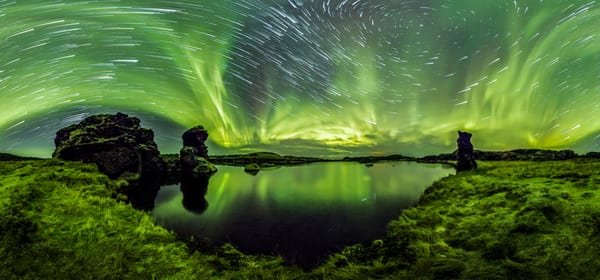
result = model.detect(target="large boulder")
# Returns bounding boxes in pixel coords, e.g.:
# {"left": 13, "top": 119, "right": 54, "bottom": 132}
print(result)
{"left": 180, "top": 126, "right": 217, "bottom": 177}
{"left": 52, "top": 113, "right": 164, "bottom": 183}
{"left": 456, "top": 131, "right": 477, "bottom": 172}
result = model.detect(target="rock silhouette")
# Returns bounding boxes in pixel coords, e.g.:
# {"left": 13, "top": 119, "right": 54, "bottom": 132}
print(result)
{"left": 456, "top": 131, "right": 477, "bottom": 172}
{"left": 181, "top": 126, "right": 209, "bottom": 159}
{"left": 180, "top": 126, "right": 217, "bottom": 178}
{"left": 52, "top": 112, "right": 164, "bottom": 183}
{"left": 180, "top": 176, "right": 210, "bottom": 214}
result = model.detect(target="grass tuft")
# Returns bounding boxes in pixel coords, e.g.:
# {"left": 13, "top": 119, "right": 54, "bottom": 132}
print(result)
{"left": 4, "top": 158, "right": 600, "bottom": 279}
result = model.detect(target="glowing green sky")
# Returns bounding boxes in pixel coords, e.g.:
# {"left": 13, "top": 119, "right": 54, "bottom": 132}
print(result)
{"left": 1, "top": 0, "right": 600, "bottom": 157}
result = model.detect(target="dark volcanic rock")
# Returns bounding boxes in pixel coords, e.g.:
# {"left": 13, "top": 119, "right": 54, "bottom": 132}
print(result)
{"left": 456, "top": 131, "right": 477, "bottom": 172}
{"left": 159, "top": 153, "right": 181, "bottom": 184}
{"left": 180, "top": 126, "right": 216, "bottom": 177}
{"left": 182, "top": 126, "right": 209, "bottom": 159}
{"left": 52, "top": 113, "right": 164, "bottom": 183}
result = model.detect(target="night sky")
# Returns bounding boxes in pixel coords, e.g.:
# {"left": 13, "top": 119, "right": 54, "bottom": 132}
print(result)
{"left": 1, "top": 0, "right": 599, "bottom": 157}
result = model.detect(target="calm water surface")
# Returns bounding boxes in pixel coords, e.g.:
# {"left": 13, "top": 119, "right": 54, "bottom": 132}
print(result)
{"left": 151, "top": 162, "right": 454, "bottom": 267}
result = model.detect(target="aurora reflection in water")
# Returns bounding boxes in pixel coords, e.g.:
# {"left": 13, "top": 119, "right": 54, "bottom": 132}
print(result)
{"left": 151, "top": 162, "right": 454, "bottom": 267}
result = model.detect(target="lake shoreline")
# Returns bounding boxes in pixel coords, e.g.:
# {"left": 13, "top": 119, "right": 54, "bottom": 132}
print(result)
{"left": 5, "top": 147, "right": 589, "bottom": 167}
{"left": 151, "top": 161, "right": 454, "bottom": 269}
{"left": 2, "top": 154, "right": 600, "bottom": 278}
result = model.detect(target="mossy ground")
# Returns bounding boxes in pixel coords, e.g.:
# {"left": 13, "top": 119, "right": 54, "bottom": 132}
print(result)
{"left": 0, "top": 160, "right": 302, "bottom": 280}
{"left": 317, "top": 159, "right": 600, "bottom": 279}
{"left": 2, "top": 159, "right": 600, "bottom": 279}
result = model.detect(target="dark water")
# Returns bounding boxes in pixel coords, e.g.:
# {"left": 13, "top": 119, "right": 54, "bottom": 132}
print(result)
{"left": 151, "top": 162, "right": 454, "bottom": 267}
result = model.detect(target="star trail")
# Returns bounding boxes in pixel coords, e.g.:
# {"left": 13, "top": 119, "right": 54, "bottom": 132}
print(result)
{"left": 1, "top": 0, "right": 600, "bottom": 157}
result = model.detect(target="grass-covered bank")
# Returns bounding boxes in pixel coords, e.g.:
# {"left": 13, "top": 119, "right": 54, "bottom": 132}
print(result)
{"left": 0, "top": 160, "right": 302, "bottom": 279}
{"left": 3, "top": 158, "right": 600, "bottom": 279}
{"left": 317, "top": 159, "right": 600, "bottom": 279}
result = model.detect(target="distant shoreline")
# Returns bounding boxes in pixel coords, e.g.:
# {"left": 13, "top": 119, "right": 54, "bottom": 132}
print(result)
{"left": 2, "top": 148, "right": 594, "bottom": 165}
{"left": 3, "top": 152, "right": 600, "bottom": 278}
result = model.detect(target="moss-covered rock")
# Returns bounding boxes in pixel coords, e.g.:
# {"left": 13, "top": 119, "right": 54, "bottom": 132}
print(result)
{"left": 243, "top": 163, "right": 260, "bottom": 175}
{"left": 52, "top": 112, "right": 164, "bottom": 185}
{"left": 180, "top": 126, "right": 217, "bottom": 178}
{"left": 180, "top": 147, "right": 217, "bottom": 177}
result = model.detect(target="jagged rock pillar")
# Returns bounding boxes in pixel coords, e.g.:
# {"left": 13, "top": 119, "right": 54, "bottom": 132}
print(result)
{"left": 180, "top": 126, "right": 217, "bottom": 178}
{"left": 456, "top": 131, "right": 477, "bottom": 172}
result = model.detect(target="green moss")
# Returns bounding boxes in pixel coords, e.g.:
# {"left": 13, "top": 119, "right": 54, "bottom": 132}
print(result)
{"left": 314, "top": 159, "right": 600, "bottom": 279}
{"left": 0, "top": 160, "right": 302, "bottom": 279}
{"left": 193, "top": 157, "right": 218, "bottom": 174}
{"left": 4, "top": 158, "right": 600, "bottom": 279}
{"left": 244, "top": 163, "right": 260, "bottom": 172}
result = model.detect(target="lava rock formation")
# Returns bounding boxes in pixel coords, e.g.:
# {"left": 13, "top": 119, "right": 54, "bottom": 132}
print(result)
{"left": 180, "top": 125, "right": 217, "bottom": 177}
{"left": 52, "top": 112, "right": 164, "bottom": 183}
{"left": 456, "top": 131, "right": 477, "bottom": 172}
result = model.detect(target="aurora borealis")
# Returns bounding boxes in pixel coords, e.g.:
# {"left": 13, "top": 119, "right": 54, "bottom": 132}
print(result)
{"left": 1, "top": 0, "right": 600, "bottom": 157}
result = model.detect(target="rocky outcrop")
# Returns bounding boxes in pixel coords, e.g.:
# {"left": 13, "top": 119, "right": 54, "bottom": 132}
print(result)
{"left": 52, "top": 113, "right": 164, "bottom": 183}
{"left": 456, "top": 131, "right": 477, "bottom": 172}
{"left": 159, "top": 153, "right": 181, "bottom": 184}
{"left": 180, "top": 126, "right": 217, "bottom": 177}
{"left": 243, "top": 163, "right": 260, "bottom": 175}
{"left": 182, "top": 126, "right": 209, "bottom": 159}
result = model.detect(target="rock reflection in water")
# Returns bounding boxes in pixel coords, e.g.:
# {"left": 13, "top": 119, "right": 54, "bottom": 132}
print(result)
{"left": 180, "top": 176, "right": 210, "bottom": 215}
{"left": 126, "top": 182, "right": 160, "bottom": 211}
{"left": 151, "top": 162, "right": 454, "bottom": 268}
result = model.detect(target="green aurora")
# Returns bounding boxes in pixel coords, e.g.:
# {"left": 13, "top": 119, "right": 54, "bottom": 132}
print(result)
{"left": 1, "top": 0, "right": 600, "bottom": 157}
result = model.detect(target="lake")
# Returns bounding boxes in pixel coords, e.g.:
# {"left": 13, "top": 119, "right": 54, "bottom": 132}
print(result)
{"left": 150, "top": 161, "right": 454, "bottom": 268}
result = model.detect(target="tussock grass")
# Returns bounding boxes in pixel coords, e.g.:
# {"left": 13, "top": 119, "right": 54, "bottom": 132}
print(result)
{"left": 0, "top": 160, "right": 301, "bottom": 279}
{"left": 317, "top": 159, "right": 600, "bottom": 279}
{"left": 3, "top": 159, "right": 600, "bottom": 279}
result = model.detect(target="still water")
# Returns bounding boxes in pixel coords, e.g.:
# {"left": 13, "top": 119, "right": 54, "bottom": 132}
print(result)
{"left": 151, "top": 161, "right": 454, "bottom": 267}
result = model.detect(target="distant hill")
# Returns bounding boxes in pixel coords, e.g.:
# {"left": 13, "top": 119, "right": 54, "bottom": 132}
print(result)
{"left": 0, "top": 153, "right": 42, "bottom": 161}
